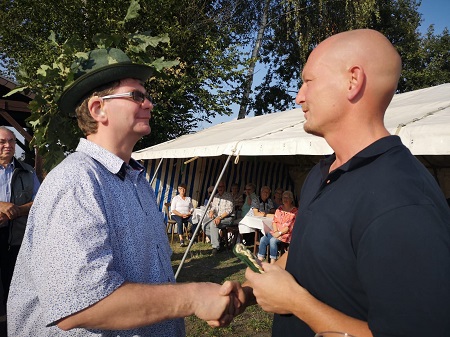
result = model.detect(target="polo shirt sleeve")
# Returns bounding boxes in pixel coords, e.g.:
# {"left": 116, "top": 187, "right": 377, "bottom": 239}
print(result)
{"left": 28, "top": 168, "right": 124, "bottom": 326}
{"left": 357, "top": 204, "right": 450, "bottom": 335}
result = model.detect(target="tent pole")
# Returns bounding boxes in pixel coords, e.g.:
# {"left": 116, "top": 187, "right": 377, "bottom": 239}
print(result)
{"left": 175, "top": 153, "right": 234, "bottom": 280}
{"left": 150, "top": 158, "right": 164, "bottom": 186}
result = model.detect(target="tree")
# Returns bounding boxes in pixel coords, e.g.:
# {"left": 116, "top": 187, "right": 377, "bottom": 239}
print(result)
{"left": 237, "top": 0, "right": 271, "bottom": 120}
{"left": 239, "top": 0, "right": 446, "bottom": 117}
{"left": 401, "top": 26, "right": 450, "bottom": 91}
{"left": 0, "top": 0, "right": 247, "bottom": 170}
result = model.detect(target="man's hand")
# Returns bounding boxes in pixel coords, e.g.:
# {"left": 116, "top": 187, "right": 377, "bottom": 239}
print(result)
{"left": 0, "top": 212, "right": 8, "bottom": 225}
{"left": 245, "top": 262, "right": 301, "bottom": 315}
{"left": 219, "top": 281, "right": 252, "bottom": 317}
{"left": 192, "top": 282, "right": 235, "bottom": 327}
{"left": 214, "top": 216, "right": 221, "bottom": 226}
{"left": 0, "top": 201, "right": 20, "bottom": 220}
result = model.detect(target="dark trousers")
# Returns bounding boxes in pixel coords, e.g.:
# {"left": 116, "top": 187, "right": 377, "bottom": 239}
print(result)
{"left": 0, "top": 227, "right": 20, "bottom": 306}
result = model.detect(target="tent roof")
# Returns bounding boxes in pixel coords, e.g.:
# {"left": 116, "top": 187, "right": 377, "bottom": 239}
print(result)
{"left": 133, "top": 83, "right": 450, "bottom": 160}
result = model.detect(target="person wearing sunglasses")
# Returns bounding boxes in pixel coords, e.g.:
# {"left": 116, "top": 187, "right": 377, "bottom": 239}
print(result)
{"left": 8, "top": 48, "right": 238, "bottom": 336}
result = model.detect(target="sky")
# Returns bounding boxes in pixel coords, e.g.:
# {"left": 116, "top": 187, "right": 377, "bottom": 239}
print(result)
{"left": 195, "top": 0, "right": 450, "bottom": 131}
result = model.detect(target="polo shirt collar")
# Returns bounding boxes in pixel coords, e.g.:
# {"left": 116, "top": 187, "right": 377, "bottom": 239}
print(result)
{"left": 320, "top": 135, "right": 404, "bottom": 180}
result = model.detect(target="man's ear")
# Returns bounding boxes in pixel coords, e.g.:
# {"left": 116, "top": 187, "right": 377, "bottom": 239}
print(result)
{"left": 88, "top": 96, "right": 106, "bottom": 121}
{"left": 347, "top": 65, "right": 365, "bottom": 101}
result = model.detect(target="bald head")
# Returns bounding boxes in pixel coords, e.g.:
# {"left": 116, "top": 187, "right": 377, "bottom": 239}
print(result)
{"left": 312, "top": 29, "right": 402, "bottom": 109}
{"left": 296, "top": 29, "right": 402, "bottom": 156}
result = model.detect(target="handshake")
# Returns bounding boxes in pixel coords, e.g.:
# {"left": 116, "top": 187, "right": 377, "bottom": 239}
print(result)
{"left": 191, "top": 280, "right": 248, "bottom": 328}
{"left": 189, "top": 259, "right": 294, "bottom": 328}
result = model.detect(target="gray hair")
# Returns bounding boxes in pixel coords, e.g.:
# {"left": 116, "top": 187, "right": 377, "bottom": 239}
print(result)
{"left": 0, "top": 126, "right": 15, "bottom": 139}
{"left": 246, "top": 183, "right": 256, "bottom": 192}
{"left": 282, "top": 190, "right": 295, "bottom": 202}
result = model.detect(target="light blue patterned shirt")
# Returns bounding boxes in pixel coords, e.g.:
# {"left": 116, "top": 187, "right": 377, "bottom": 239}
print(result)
{"left": 7, "top": 139, "right": 185, "bottom": 336}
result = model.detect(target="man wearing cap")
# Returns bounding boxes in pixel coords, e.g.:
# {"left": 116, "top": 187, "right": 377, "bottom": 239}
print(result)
{"left": 7, "top": 48, "right": 237, "bottom": 336}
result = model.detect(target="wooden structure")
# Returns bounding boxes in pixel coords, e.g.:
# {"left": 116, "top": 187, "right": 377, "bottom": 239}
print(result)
{"left": 0, "top": 75, "right": 41, "bottom": 179}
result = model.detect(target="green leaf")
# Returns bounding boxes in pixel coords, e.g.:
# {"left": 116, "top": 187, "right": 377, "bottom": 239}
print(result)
{"left": 124, "top": 0, "right": 140, "bottom": 22}
{"left": 48, "top": 31, "right": 57, "bottom": 45}
{"left": 3, "top": 86, "right": 29, "bottom": 97}
{"left": 151, "top": 57, "right": 180, "bottom": 71}
{"left": 36, "top": 64, "right": 51, "bottom": 77}
{"left": 128, "top": 33, "right": 171, "bottom": 52}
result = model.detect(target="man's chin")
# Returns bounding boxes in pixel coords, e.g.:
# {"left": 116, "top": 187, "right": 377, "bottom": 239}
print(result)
{"left": 137, "top": 125, "right": 151, "bottom": 137}
{"left": 303, "top": 124, "right": 321, "bottom": 137}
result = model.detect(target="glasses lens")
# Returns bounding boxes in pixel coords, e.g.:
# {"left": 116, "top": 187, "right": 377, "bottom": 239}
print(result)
{"left": 131, "top": 91, "right": 145, "bottom": 103}
{"left": 132, "top": 91, "right": 153, "bottom": 104}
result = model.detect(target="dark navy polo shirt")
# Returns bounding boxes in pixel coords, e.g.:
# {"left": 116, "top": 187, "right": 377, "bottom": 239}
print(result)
{"left": 272, "top": 135, "right": 450, "bottom": 337}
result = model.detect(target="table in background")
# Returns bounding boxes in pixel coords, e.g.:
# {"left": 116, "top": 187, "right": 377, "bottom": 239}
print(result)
{"left": 191, "top": 207, "right": 207, "bottom": 226}
{"left": 238, "top": 215, "right": 273, "bottom": 235}
{"left": 239, "top": 215, "right": 273, "bottom": 254}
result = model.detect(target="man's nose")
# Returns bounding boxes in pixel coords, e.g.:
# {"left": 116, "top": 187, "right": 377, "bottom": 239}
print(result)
{"left": 295, "top": 85, "right": 305, "bottom": 105}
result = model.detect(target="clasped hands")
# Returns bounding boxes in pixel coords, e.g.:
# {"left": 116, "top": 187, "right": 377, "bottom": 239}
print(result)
{"left": 205, "top": 262, "right": 299, "bottom": 327}
{"left": 181, "top": 212, "right": 191, "bottom": 219}
{"left": 0, "top": 201, "right": 20, "bottom": 224}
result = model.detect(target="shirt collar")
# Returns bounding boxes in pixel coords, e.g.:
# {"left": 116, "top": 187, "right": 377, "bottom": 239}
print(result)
{"left": 76, "top": 138, "right": 144, "bottom": 181}
{"left": 320, "top": 135, "right": 404, "bottom": 179}
{"left": 0, "top": 158, "right": 15, "bottom": 170}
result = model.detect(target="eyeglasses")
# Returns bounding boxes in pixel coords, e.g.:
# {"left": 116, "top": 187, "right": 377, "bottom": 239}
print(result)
{"left": 0, "top": 139, "right": 16, "bottom": 146}
{"left": 100, "top": 91, "right": 153, "bottom": 104}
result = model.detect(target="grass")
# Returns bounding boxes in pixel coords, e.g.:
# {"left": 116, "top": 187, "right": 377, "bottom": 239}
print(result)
{"left": 170, "top": 237, "right": 273, "bottom": 337}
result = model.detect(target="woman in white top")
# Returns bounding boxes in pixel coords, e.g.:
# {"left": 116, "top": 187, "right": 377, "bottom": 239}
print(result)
{"left": 171, "top": 183, "right": 194, "bottom": 246}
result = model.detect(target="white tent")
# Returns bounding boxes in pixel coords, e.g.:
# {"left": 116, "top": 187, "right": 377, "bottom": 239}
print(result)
{"left": 133, "top": 83, "right": 450, "bottom": 160}
{"left": 133, "top": 83, "right": 450, "bottom": 205}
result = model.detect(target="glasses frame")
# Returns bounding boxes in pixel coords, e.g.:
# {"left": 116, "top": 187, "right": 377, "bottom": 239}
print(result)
{"left": 100, "top": 91, "right": 153, "bottom": 104}
{"left": 0, "top": 138, "right": 16, "bottom": 146}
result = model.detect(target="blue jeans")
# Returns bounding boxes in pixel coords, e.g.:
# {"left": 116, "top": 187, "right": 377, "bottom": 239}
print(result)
{"left": 257, "top": 232, "right": 280, "bottom": 260}
{"left": 171, "top": 215, "right": 193, "bottom": 236}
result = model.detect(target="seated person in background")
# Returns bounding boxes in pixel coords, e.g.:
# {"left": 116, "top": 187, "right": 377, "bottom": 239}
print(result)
{"left": 272, "top": 187, "right": 284, "bottom": 209}
{"left": 230, "top": 183, "right": 244, "bottom": 217}
{"left": 252, "top": 185, "right": 276, "bottom": 216}
{"left": 241, "top": 183, "right": 259, "bottom": 217}
{"left": 258, "top": 190, "right": 298, "bottom": 263}
{"left": 204, "top": 186, "right": 214, "bottom": 206}
{"left": 171, "top": 183, "right": 194, "bottom": 247}
{"left": 202, "top": 181, "right": 234, "bottom": 254}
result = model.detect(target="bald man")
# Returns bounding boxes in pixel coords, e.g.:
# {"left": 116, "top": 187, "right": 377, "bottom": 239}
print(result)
{"left": 229, "top": 29, "right": 450, "bottom": 337}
